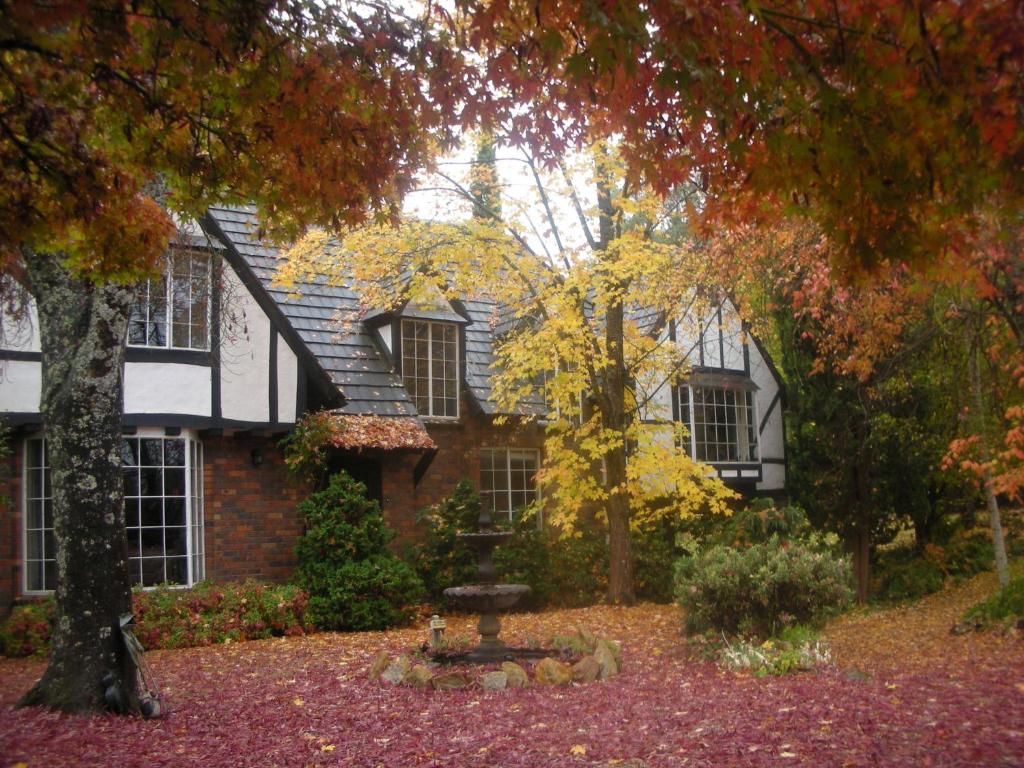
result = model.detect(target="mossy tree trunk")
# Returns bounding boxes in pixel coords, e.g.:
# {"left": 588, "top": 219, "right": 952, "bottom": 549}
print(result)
{"left": 19, "top": 250, "right": 139, "bottom": 714}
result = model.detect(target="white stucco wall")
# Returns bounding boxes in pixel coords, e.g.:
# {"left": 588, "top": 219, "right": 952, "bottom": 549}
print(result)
{"left": 0, "top": 360, "right": 41, "bottom": 412}
{"left": 220, "top": 264, "right": 270, "bottom": 423}
{"left": 277, "top": 334, "right": 298, "bottom": 424}
{"left": 125, "top": 362, "right": 211, "bottom": 414}
{"left": 1, "top": 299, "right": 40, "bottom": 352}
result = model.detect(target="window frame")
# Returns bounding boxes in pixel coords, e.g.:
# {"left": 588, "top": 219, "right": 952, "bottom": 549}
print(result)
{"left": 128, "top": 248, "right": 212, "bottom": 352}
{"left": 479, "top": 447, "right": 542, "bottom": 522}
{"left": 675, "top": 383, "right": 759, "bottom": 465}
{"left": 21, "top": 430, "right": 206, "bottom": 595}
{"left": 399, "top": 318, "right": 460, "bottom": 420}
{"left": 21, "top": 438, "right": 54, "bottom": 596}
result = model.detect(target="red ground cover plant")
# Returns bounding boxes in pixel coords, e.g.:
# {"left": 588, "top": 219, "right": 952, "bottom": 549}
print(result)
{"left": 1, "top": 601, "right": 1022, "bottom": 767}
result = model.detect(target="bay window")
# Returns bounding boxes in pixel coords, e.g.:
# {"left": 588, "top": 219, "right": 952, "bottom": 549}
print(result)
{"left": 22, "top": 432, "right": 205, "bottom": 593}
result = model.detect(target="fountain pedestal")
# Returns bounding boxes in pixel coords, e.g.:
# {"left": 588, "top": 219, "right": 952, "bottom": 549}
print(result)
{"left": 442, "top": 511, "right": 530, "bottom": 662}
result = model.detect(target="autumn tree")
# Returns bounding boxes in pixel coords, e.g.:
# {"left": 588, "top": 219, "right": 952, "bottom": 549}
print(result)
{"left": 1, "top": 0, "right": 464, "bottom": 714}
{"left": 279, "top": 141, "right": 734, "bottom": 604}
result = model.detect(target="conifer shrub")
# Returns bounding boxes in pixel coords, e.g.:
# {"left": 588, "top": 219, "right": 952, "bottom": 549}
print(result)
{"left": 674, "top": 501, "right": 853, "bottom": 637}
{"left": 293, "top": 472, "right": 423, "bottom": 631}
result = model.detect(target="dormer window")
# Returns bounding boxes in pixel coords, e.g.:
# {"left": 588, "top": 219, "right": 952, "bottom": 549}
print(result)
{"left": 401, "top": 319, "right": 458, "bottom": 418}
{"left": 128, "top": 249, "right": 210, "bottom": 351}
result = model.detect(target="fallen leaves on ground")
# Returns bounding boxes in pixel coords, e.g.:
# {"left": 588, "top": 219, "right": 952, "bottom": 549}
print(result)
{"left": 1, "top": 600, "right": 1022, "bottom": 767}
{"left": 822, "top": 571, "right": 1023, "bottom": 676}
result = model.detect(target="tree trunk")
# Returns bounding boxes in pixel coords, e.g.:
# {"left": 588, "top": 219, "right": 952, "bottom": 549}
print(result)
{"left": 851, "top": 525, "right": 870, "bottom": 604}
{"left": 604, "top": 447, "right": 635, "bottom": 604}
{"left": 968, "top": 333, "right": 1010, "bottom": 587}
{"left": 19, "top": 251, "right": 140, "bottom": 714}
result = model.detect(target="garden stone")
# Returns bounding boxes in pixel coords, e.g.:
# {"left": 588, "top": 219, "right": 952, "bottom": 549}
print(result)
{"left": 368, "top": 651, "right": 390, "bottom": 680}
{"left": 535, "top": 657, "right": 572, "bottom": 686}
{"left": 381, "top": 655, "right": 411, "bottom": 685}
{"left": 431, "top": 672, "right": 470, "bottom": 691}
{"left": 501, "top": 661, "right": 529, "bottom": 688}
{"left": 402, "top": 665, "right": 434, "bottom": 689}
{"left": 572, "top": 655, "right": 601, "bottom": 683}
{"left": 594, "top": 641, "right": 619, "bottom": 679}
{"left": 575, "top": 625, "right": 597, "bottom": 649}
{"left": 481, "top": 671, "right": 508, "bottom": 691}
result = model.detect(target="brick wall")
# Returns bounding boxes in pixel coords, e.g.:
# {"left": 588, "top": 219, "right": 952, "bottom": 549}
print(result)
{"left": 380, "top": 393, "right": 545, "bottom": 542}
{"left": 0, "top": 443, "right": 22, "bottom": 618}
{"left": 203, "top": 434, "right": 308, "bottom": 584}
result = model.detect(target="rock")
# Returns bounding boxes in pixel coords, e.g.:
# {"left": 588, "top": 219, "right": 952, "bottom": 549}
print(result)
{"left": 572, "top": 655, "right": 602, "bottom": 683}
{"left": 481, "top": 671, "right": 508, "bottom": 691}
{"left": 593, "top": 641, "right": 619, "bottom": 679}
{"left": 534, "top": 657, "right": 572, "bottom": 686}
{"left": 575, "top": 625, "right": 597, "bottom": 650}
{"left": 501, "top": 661, "right": 529, "bottom": 688}
{"left": 368, "top": 651, "right": 390, "bottom": 680}
{"left": 402, "top": 664, "right": 434, "bottom": 689}
{"left": 380, "top": 655, "right": 411, "bottom": 685}
{"left": 843, "top": 668, "right": 870, "bottom": 682}
{"left": 431, "top": 672, "right": 470, "bottom": 691}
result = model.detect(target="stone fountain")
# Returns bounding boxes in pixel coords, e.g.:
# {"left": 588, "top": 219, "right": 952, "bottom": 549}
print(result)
{"left": 443, "top": 504, "right": 531, "bottom": 663}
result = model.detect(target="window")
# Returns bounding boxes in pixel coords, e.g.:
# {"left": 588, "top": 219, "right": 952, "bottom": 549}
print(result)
{"left": 23, "top": 439, "right": 54, "bottom": 593}
{"left": 480, "top": 448, "right": 541, "bottom": 520}
{"left": 401, "top": 319, "right": 458, "bottom": 418}
{"left": 677, "top": 385, "right": 758, "bottom": 463}
{"left": 128, "top": 249, "right": 210, "bottom": 350}
{"left": 122, "top": 435, "right": 205, "bottom": 586}
{"left": 22, "top": 433, "right": 205, "bottom": 593}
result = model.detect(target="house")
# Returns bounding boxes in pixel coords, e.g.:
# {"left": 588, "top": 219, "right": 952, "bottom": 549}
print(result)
{"left": 0, "top": 205, "right": 785, "bottom": 612}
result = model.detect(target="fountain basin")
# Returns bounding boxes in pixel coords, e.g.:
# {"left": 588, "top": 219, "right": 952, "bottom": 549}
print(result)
{"left": 444, "top": 583, "right": 530, "bottom": 613}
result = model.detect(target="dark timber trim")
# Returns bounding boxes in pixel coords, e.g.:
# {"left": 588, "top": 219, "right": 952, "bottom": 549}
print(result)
{"left": 758, "top": 390, "right": 782, "bottom": 435}
{"left": 717, "top": 305, "right": 725, "bottom": 368}
{"left": 269, "top": 327, "right": 279, "bottom": 425}
{"left": 210, "top": 253, "right": 223, "bottom": 421}
{"left": 0, "top": 350, "right": 41, "bottom": 361}
{"left": 413, "top": 448, "right": 438, "bottom": 486}
{"left": 199, "top": 212, "right": 343, "bottom": 411}
{"left": 125, "top": 347, "right": 212, "bottom": 365}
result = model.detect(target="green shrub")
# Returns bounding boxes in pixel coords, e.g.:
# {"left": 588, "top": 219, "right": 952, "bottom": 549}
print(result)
{"left": 293, "top": 472, "right": 423, "bottom": 631}
{"left": 408, "top": 481, "right": 482, "bottom": 603}
{"left": 1, "top": 581, "right": 311, "bottom": 657}
{"left": 674, "top": 502, "right": 853, "bottom": 637}
{"left": 874, "top": 556, "right": 945, "bottom": 601}
{"left": 411, "top": 481, "right": 607, "bottom": 609}
{"left": 494, "top": 513, "right": 606, "bottom": 609}
{"left": 633, "top": 519, "right": 683, "bottom": 603}
{"left": 964, "top": 576, "right": 1024, "bottom": 624}
{"left": 0, "top": 600, "right": 55, "bottom": 657}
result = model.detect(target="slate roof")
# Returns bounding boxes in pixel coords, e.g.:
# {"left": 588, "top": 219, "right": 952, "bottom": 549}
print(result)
{"left": 201, "top": 205, "right": 544, "bottom": 418}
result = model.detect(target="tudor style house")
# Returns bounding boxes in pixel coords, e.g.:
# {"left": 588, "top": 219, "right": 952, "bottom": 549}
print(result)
{"left": 0, "top": 205, "right": 785, "bottom": 612}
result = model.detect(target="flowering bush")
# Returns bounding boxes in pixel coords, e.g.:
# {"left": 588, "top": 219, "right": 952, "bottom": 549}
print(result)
{"left": 0, "top": 581, "right": 311, "bottom": 657}
{"left": 674, "top": 502, "right": 853, "bottom": 637}
{"left": 720, "top": 635, "right": 833, "bottom": 676}
{"left": 0, "top": 600, "right": 55, "bottom": 657}
{"left": 133, "top": 580, "right": 312, "bottom": 649}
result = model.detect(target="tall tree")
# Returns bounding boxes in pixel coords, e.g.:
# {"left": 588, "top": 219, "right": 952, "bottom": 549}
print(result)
{"left": 1, "top": 0, "right": 463, "bottom": 714}
{"left": 280, "top": 142, "right": 734, "bottom": 603}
